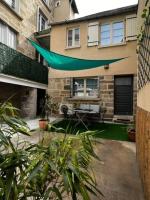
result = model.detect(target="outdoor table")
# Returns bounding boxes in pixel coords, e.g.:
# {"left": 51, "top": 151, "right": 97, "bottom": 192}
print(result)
{"left": 74, "top": 108, "right": 98, "bottom": 130}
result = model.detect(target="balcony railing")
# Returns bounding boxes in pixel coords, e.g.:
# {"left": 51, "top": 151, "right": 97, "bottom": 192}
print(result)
{"left": 0, "top": 42, "right": 48, "bottom": 85}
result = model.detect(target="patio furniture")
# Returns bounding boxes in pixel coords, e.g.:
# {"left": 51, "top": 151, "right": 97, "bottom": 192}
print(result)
{"left": 74, "top": 104, "right": 102, "bottom": 130}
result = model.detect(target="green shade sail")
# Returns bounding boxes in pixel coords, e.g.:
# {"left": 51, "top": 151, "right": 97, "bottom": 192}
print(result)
{"left": 29, "top": 39, "right": 126, "bottom": 71}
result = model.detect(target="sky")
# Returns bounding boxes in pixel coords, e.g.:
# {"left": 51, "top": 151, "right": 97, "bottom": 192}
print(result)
{"left": 75, "top": 0, "right": 138, "bottom": 18}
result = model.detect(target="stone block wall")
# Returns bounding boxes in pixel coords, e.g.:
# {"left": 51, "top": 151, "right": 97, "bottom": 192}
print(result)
{"left": 0, "top": 82, "right": 37, "bottom": 118}
{"left": 0, "top": 0, "right": 54, "bottom": 59}
{"left": 100, "top": 75, "right": 114, "bottom": 120}
{"left": 20, "top": 88, "right": 37, "bottom": 118}
{"left": 48, "top": 75, "right": 137, "bottom": 120}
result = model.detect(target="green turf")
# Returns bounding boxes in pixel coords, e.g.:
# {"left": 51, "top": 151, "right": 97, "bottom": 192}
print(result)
{"left": 51, "top": 120, "right": 129, "bottom": 141}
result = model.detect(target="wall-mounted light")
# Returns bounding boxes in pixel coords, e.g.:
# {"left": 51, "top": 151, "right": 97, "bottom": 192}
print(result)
{"left": 104, "top": 64, "right": 109, "bottom": 70}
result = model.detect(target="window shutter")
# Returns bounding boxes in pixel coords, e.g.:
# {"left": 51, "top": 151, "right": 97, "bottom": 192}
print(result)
{"left": 126, "top": 14, "right": 137, "bottom": 41}
{"left": 88, "top": 22, "right": 99, "bottom": 46}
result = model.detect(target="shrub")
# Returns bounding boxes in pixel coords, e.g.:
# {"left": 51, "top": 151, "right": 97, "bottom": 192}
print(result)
{"left": 0, "top": 102, "right": 102, "bottom": 200}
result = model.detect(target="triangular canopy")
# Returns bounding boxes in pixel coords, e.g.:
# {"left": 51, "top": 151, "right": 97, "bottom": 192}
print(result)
{"left": 29, "top": 39, "right": 125, "bottom": 71}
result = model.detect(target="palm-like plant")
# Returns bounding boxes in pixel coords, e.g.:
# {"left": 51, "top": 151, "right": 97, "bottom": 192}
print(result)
{"left": 0, "top": 101, "right": 30, "bottom": 200}
{"left": 0, "top": 101, "right": 102, "bottom": 200}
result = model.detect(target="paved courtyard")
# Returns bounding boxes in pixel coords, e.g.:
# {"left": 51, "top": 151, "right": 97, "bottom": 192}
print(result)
{"left": 91, "top": 140, "right": 144, "bottom": 200}
{"left": 12, "top": 130, "right": 144, "bottom": 200}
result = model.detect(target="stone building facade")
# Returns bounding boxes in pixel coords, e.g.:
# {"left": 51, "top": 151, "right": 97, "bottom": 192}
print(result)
{"left": 48, "top": 75, "right": 137, "bottom": 121}
{"left": 48, "top": 5, "right": 138, "bottom": 121}
{"left": 0, "top": 0, "right": 78, "bottom": 118}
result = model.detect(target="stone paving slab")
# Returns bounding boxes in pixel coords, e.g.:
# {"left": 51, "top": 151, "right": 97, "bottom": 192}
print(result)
{"left": 90, "top": 140, "right": 144, "bottom": 200}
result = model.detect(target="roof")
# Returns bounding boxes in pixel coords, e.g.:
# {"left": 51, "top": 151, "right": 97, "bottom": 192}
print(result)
{"left": 70, "top": 0, "right": 78, "bottom": 14}
{"left": 50, "top": 4, "right": 138, "bottom": 26}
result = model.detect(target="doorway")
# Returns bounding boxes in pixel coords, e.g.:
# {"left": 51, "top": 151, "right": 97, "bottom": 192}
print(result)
{"left": 114, "top": 76, "right": 133, "bottom": 115}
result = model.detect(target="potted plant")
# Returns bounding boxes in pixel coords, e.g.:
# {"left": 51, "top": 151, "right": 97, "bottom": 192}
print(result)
{"left": 127, "top": 124, "right": 136, "bottom": 142}
{"left": 39, "top": 95, "right": 59, "bottom": 130}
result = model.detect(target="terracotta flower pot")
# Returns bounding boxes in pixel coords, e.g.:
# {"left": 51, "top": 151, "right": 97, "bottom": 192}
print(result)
{"left": 39, "top": 119, "right": 48, "bottom": 130}
{"left": 128, "top": 128, "right": 136, "bottom": 142}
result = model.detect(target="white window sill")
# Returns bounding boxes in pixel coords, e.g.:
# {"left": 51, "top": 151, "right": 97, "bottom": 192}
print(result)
{"left": 65, "top": 46, "right": 81, "bottom": 50}
{"left": 68, "top": 97, "right": 100, "bottom": 101}
{"left": 98, "top": 42, "right": 127, "bottom": 49}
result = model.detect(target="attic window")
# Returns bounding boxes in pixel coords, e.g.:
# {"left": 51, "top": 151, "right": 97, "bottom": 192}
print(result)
{"left": 55, "top": 1, "right": 61, "bottom": 7}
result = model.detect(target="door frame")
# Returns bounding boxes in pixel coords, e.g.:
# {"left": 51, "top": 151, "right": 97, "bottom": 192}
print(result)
{"left": 114, "top": 75, "right": 133, "bottom": 116}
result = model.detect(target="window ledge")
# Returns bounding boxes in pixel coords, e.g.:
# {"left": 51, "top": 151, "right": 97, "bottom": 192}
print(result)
{"left": 65, "top": 46, "right": 81, "bottom": 50}
{"left": 1, "top": 0, "right": 23, "bottom": 20}
{"left": 98, "top": 42, "right": 127, "bottom": 49}
{"left": 41, "top": 0, "right": 51, "bottom": 13}
{"left": 68, "top": 97, "right": 101, "bottom": 101}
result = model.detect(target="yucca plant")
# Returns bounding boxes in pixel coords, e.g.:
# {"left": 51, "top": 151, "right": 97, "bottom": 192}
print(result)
{"left": 0, "top": 101, "right": 102, "bottom": 200}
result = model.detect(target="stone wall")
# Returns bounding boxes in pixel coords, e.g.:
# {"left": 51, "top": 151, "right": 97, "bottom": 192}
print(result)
{"left": 100, "top": 75, "right": 114, "bottom": 120}
{"left": 136, "top": 107, "right": 150, "bottom": 200}
{"left": 20, "top": 88, "right": 37, "bottom": 119}
{"left": 0, "top": 0, "right": 54, "bottom": 119}
{"left": 0, "top": 0, "right": 54, "bottom": 59}
{"left": 48, "top": 75, "right": 137, "bottom": 120}
{"left": 0, "top": 82, "right": 37, "bottom": 118}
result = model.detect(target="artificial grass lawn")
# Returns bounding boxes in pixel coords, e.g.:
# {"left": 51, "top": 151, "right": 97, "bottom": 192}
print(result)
{"left": 52, "top": 120, "right": 129, "bottom": 141}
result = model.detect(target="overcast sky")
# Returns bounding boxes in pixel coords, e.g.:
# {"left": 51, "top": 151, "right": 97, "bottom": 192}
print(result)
{"left": 75, "top": 0, "right": 138, "bottom": 18}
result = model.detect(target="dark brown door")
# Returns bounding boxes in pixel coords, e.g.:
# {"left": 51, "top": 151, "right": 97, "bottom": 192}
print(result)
{"left": 114, "top": 76, "right": 133, "bottom": 115}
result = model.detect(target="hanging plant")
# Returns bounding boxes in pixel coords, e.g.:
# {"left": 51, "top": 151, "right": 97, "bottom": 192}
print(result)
{"left": 137, "top": 6, "right": 150, "bottom": 52}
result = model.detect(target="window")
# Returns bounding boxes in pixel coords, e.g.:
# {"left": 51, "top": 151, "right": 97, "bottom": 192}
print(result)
{"left": 0, "top": 21, "right": 17, "bottom": 49}
{"left": 67, "top": 28, "right": 80, "bottom": 47}
{"left": 100, "top": 21, "right": 124, "bottom": 46}
{"left": 38, "top": 11, "right": 48, "bottom": 31}
{"left": 101, "top": 24, "right": 111, "bottom": 46}
{"left": 5, "top": 0, "right": 15, "bottom": 9}
{"left": 43, "top": 0, "right": 49, "bottom": 6}
{"left": 73, "top": 77, "right": 98, "bottom": 97}
{"left": 4, "top": 0, "right": 19, "bottom": 12}
{"left": 112, "top": 22, "right": 124, "bottom": 44}
{"left": 36, "top": 51, "right": 48, "bottom": 66}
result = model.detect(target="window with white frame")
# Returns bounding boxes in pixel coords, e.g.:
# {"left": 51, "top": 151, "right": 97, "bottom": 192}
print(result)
{"left": 36, "top": 51, "right": 48, "bottom": 66}
{"left": 0, "top": 21, "right": 17, "bottom": 49}
{"left": 73, "top": 77, "right": 98, "bottom": 97}
{"left": 67, "top": 27, "right": 80, "bottom": 47}
{"left": 43, "top": 0, "right": 49, "bottom": 6}
{"left": 100, "top": 21, "right": 124, "bottom": 46}
{"left": 38, "top": 11, "right": 48, "bottom": 31}
{"left": 4, "top": 0, "right": 19, "bottom": 12}
{"left": 5, "top": 0, "right": 15, "bottom": 8}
